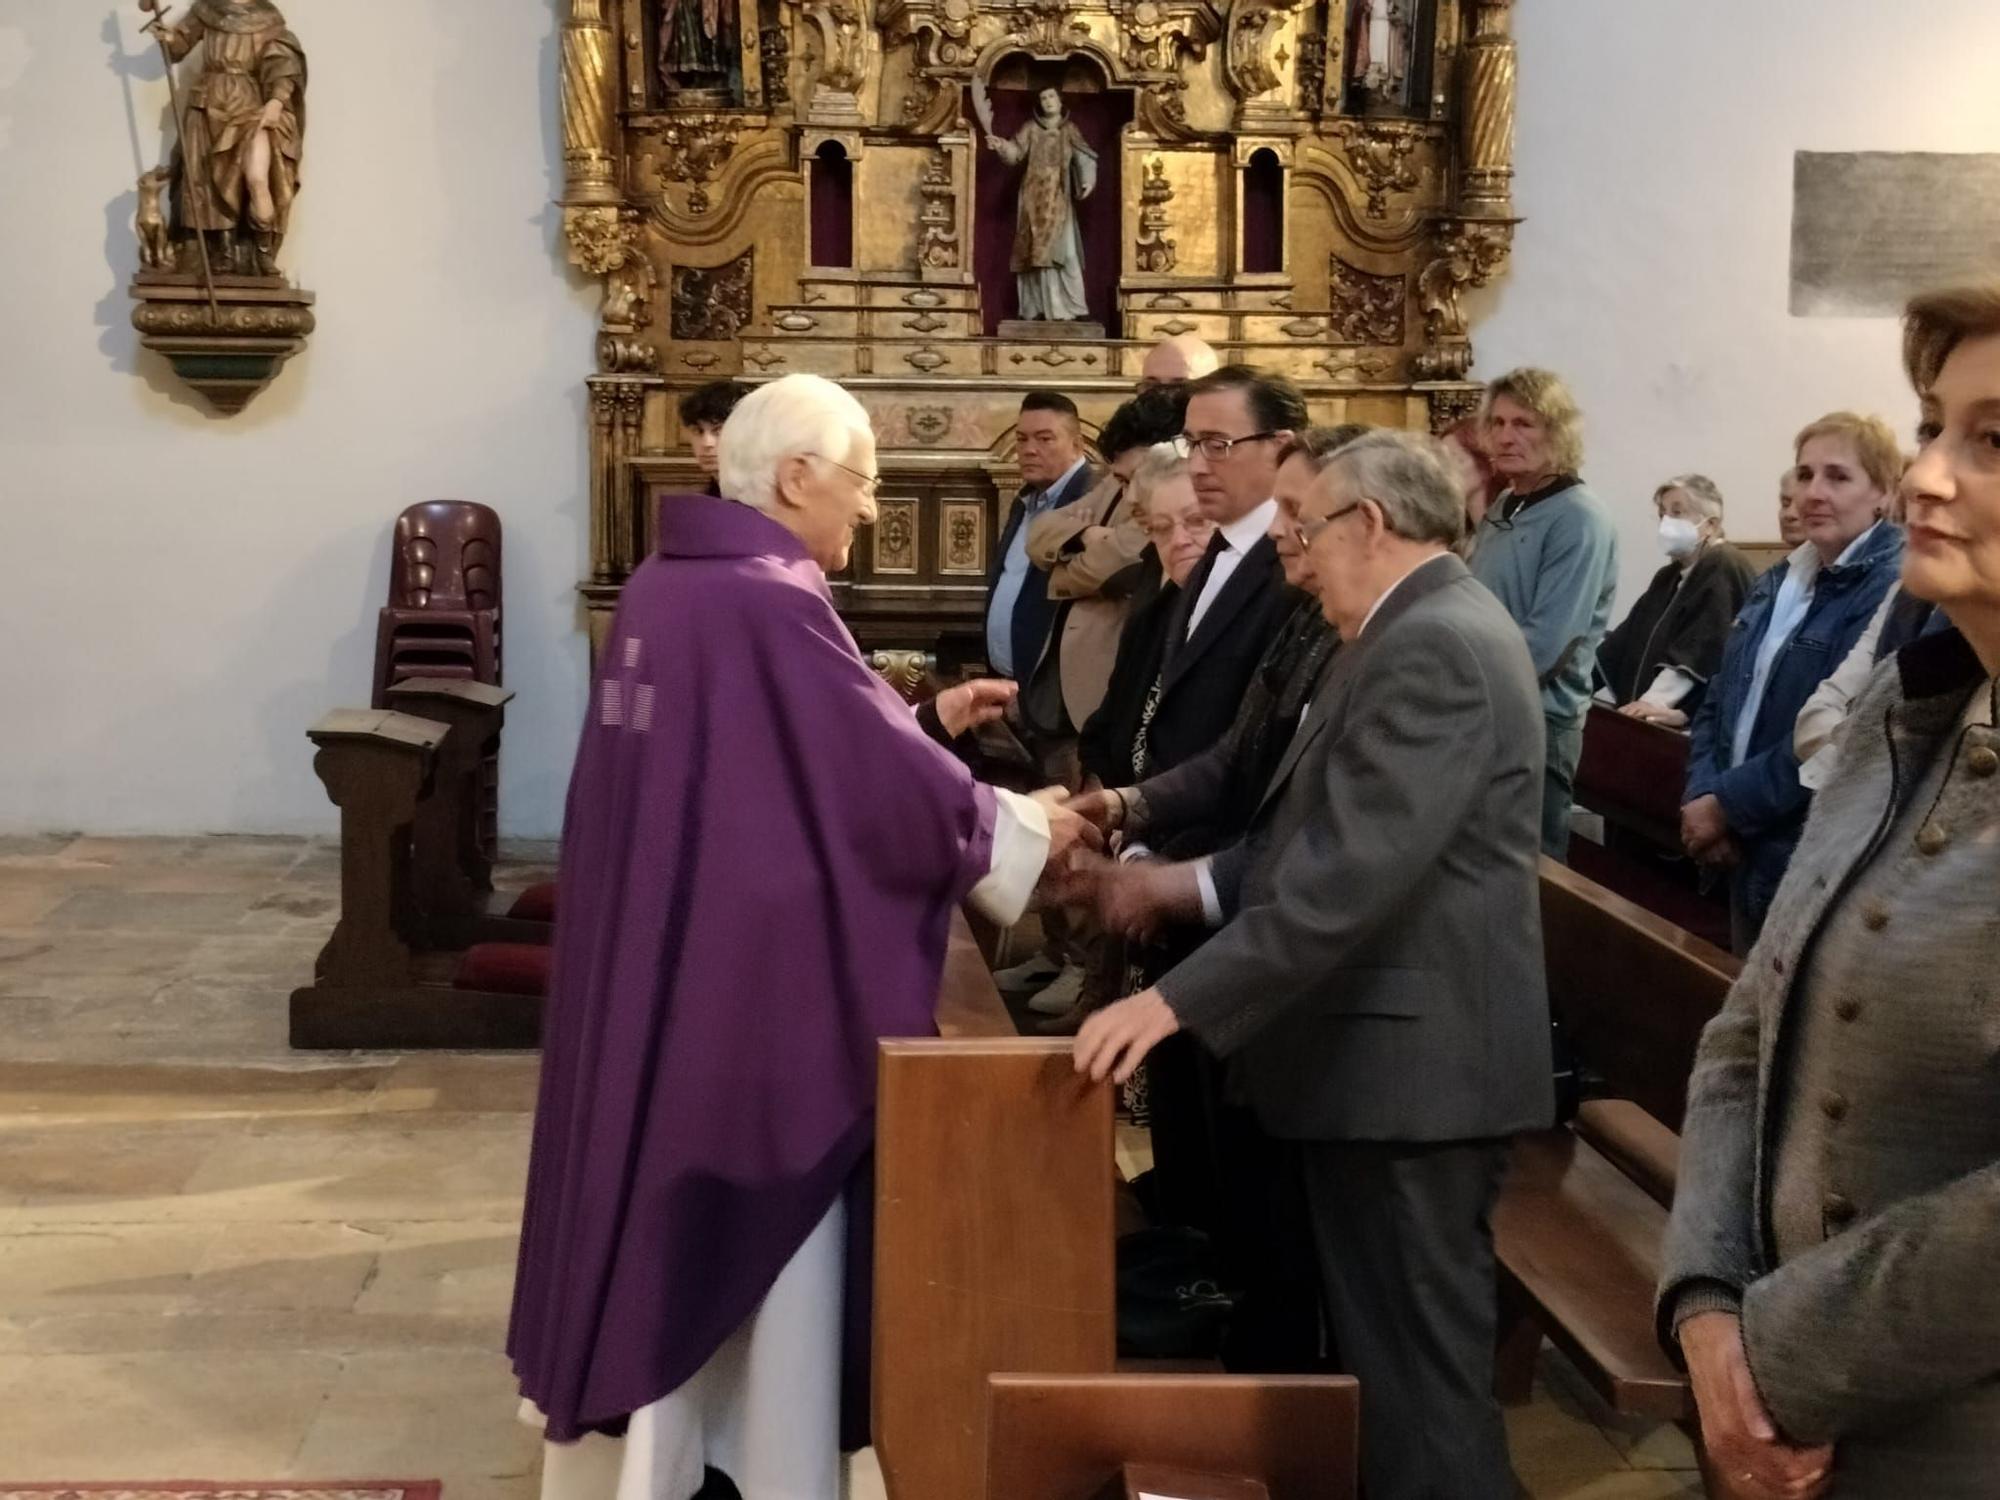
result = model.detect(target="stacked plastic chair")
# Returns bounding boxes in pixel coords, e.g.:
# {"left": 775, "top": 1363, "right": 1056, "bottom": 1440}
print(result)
{"left": 372, "top": 502, "right": 503, "bottom": 859}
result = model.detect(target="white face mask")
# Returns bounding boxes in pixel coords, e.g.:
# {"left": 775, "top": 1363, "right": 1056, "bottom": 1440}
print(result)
{"left": 1658, "top": 515, "right": 1702, "bottom": 562}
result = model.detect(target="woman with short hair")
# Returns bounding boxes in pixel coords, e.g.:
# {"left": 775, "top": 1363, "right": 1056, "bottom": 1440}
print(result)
{"left": 1599, "top": 474, "right": 1758, "bottom": 727}
{"left": 1662, "top": 282, "right": 2000, "bottom": 1498}
{"left": 1679, "top": 411, "right": 1904, "bottom": 950}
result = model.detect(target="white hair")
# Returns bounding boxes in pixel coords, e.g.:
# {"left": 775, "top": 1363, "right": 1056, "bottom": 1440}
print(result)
{"left": 1326, "top": 430, "right": 1466, "bottom": 546}
{"left": 1125, "top": 443, "right": 1188, "bottom": 519}
{"left": 717, "top": 374, "right": 873, "bottom": 514}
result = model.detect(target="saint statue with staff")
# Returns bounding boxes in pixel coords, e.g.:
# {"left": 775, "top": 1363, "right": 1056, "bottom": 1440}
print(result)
{"left": 976, "top": 83, "right": 1098, "bottom": 323}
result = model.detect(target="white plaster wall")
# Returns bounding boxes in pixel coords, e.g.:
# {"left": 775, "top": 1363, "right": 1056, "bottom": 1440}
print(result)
{"left": 3, "top": 1, "right": 1998, "bottom": 835}
{"left": 1475, "top": 0, "right": 2000, "bottom": 615}
{"left": 0, "top": 1, "right": 598, "bottom": 837}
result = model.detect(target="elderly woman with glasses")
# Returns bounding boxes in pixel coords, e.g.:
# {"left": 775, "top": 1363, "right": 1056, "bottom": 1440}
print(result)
{"left": 1662, "top": 283, "right": 2000, "bottom": 1499}
{"left": 1679, "top": 411, "right": 1904, "bottom": 952}
{"left": 1600, "top": 475, "right": 1759, "bottom": 728}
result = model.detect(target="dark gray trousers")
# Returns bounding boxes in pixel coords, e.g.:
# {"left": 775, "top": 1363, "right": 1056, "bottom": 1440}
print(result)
{"left": 1299, "top": 1138, "right": 1514, "bottom": 1500}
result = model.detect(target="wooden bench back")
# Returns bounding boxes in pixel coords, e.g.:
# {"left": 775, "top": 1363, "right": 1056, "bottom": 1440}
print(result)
{"left": 1539, "top": 858, "right": 1738, "bottom": 1131}
{"left": 1574, "top": 705, "right": 1689, "bottom": 850}
{"left": 875, "top": 1037, "right": 1116, "bottom": 1500}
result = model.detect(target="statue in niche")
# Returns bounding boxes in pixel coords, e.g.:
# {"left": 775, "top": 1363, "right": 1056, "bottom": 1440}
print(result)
{"left": 140, "top": 0, "right": 307, "bottom": 277}
{"left": 659, "top": 0, "right": 742, "bottom": 103}
{"left": 976, "top": 86, "right": 1098, "bottom": 323}
{"left": 1345, "top": 0, "right": 1418, "bottom": 110}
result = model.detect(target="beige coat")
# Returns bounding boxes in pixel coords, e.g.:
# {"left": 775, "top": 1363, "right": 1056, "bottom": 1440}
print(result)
{"left": 1025, "top": 474, "right": 1149, "bottom": 730}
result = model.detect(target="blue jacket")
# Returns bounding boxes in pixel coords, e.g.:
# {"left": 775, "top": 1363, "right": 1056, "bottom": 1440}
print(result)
{"left": 1684, "top": 522, "right": 1904, "bottom": 915}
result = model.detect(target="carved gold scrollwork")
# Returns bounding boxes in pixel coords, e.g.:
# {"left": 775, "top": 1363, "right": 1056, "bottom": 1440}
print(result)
{"left": 1014, "top": 0, "right": 1093, "bottom": 55}
{"left": 1328, "top": 254, "right": 1407, "bottom": 345}
{"left": 1313, "top": 348, "right": 1394, "bottom": 383}
{"left": 1413, "top": 217, "right": 1513, "bottom": 378}
{"left": 1134, "top": 75, "right": 1195, "bottom": 139}
{"left": 1225, "top": 0, "right": 1295, "bottom": 101}
{"left": 906, "top": 346, "right": 948, "bottom": 372}
{"left": 869, "top": 649, "right": 938, "bottom": 701}
{"left": 917, "top": 150, "right": 963, "bottom": 270}
{"left": 560, "top": 0, "right": 620, "bottom": 207}
{"left": 1294, "top": 28, "right": 1325, "bottom": 111}
{"left": 1427, "top": 386, "right": 1485, "bottom": 434}
{"left": 908, "top": 406, "right": 952, "bottom": 444}
{"left": 873, "top": 502, "right": 921, "bottom": 575}
{"left": 655, "top": 116, "right": 745, "bottom": 216}
{"left": 670, "top": 250, "right": 756, "bottom": 341}
{"left": 1333, "top": 120, "right": 1424, "bottom": 218}
{"left": 805, "top": 0, "right": 869, "bottom": 112}
{"left": 1134, "top": 158, "right": 1179, "bottom": 274}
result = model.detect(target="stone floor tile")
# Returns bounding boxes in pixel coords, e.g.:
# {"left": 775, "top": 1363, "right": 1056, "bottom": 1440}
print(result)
{"left": 1523, "top": 1473, "right": 1705, "bottom": 1500}
{"left": 1540, "top": 1345, "right": 1701, "bottom": 1471}
{"left": 0, "top": 1223, "right": 215, "bottom": 1315}
{"left": 43, "top": 887, "right": 261, "bottom": 932}
{"left": 349, "top": 1221, "right": 522, "bottom": 1320}
{"left": 0, "top": 1059, "right": 391, "bottom": 1126}
{"left": 370, "top": 1056, "right": 542, "bottom": 1116}
{"left": 178, "top": 1220, "right": 387, "bottom": 1313}
{"left": 0, "top": 1119, "right": 244, "bottom": 1212}
{"left": 0, "top": 834, "right": 81, "bottom": 859}
{"left": 0, "top": 1349, "right": 343, "bottom": 1479}
{"left": 1506, "top": 1373, "right": 1633, "bottom": 1493}
{"left": 287, "top": 1348, "right": 543, "bottom": 1482}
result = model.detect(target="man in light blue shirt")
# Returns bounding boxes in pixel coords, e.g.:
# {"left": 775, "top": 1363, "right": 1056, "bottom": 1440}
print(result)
{"left": 986, "top": 393, "right": 1093, "bottom": 679}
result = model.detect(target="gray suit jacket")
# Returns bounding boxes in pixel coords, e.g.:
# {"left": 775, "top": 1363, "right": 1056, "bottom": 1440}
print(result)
{"left": 1157, "top": 553, "right": 1554, "bottom": 1143}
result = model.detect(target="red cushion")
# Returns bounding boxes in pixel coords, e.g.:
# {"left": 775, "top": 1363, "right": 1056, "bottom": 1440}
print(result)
{"left": 508, "top": 882, "right": 557, "bottom": 924}
{"left": 454, "top": 941, "right": 551, "bottom": 996}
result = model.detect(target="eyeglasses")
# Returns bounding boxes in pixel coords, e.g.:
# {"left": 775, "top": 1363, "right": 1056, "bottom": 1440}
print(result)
{"left": 1143, "top": 514, "right": 1218, "bottom": 543}
{"left": 1176, "top": 431, "right": 1281, "bottom": 461}
{"left": 807, "top": 454, "right": 881, "bottom": 497}
{"left": 1295, "top": 501, "right": 1366, "bottom": 547}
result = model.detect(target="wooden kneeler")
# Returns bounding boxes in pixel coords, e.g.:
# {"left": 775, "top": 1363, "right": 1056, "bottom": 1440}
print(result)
{"left": 290, "top": 708, "right": 541, "bottom": 1050}
{"left": 383, "top": 677, "right": 549, "bottom": 948}
{"left": 985, "top": 1374, "right": 1359, "bottom": 1500}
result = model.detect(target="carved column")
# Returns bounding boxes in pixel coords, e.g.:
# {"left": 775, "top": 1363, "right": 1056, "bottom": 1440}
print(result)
{"left": 588, "top": 379, "right": 621, "bottom": 582}
{"left": 562, "top": 0, "right": 622, "bottom": 208}
{"left": 1459, "top": 0, "right": 1516, "bottom": 218}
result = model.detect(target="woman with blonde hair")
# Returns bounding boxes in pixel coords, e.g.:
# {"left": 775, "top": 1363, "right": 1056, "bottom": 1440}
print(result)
{"left": 1679, "top": 410, "right": 1903, "bottom": 950}
{"left": 1662, "top": 283, "right": 2000, "bottom": 1496}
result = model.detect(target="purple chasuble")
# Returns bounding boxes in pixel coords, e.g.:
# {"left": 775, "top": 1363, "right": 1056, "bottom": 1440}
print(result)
{"left": 508, "top": 494, "right": 999, "bottom": 1443}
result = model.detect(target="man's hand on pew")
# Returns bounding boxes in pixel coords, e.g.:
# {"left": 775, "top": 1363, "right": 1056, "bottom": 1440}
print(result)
{"left": 1619, "top": 699, "right": 1689, "bottom": 729}
{"left": 1074, "top": 987, "right": 1181, "bottom": 1085}
{"left": 1681, "top": 1312, "right": 1833, "bottom": 1500}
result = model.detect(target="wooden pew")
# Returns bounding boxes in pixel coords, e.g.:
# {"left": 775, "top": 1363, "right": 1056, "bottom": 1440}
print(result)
{"left": 290, "top": 709, "right": 543, "bottom": 1049}
{"left": 986, "top": 1374, "right": 1359, "bottom": 1500}
{"left": 1491, "top": 859, "right": 1738, "bottom": 1424}
{"left": 874, "top": 1033, "right": 1116, "bottom": 1500}
{"left": 1568, "top": 704, "right": 1730, "bottom": 951}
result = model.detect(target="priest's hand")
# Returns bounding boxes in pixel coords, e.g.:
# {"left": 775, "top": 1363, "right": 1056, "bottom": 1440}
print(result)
{"left": 1037, "top": 791, "right": 1104, "bottom": 870}
{"left": 1074, "top": 987, "right": 1181, "bottom": 1085}
{"left": 935, "top": 678, "right": 1017, "bottom": 738}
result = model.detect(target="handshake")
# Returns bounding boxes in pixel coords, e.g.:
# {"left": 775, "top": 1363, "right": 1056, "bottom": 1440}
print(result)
{"left": 1031, "top": 785, "right": 1200, "bottom": 941}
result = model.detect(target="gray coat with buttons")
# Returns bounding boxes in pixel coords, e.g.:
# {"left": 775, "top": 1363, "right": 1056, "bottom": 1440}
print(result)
{"left": 1658, "top": 625, "right": 2000, "bottom": 1496}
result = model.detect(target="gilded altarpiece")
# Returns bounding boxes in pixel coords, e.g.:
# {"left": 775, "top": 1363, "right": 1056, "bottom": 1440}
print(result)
{"left": 557, "top": 0, "right": 1521, "bottom": 660}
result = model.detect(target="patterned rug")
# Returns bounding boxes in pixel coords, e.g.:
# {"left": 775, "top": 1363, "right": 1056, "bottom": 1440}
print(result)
{"left": 0, "top": 1487, "right": 441, "bottom": 1500}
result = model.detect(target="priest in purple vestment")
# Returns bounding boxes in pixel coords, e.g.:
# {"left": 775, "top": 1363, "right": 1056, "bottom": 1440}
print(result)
{"left": 509, "top": 374, "right": 1093, "bottom": 1500}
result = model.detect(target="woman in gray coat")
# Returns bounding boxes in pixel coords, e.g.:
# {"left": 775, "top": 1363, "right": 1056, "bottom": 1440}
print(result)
{"left": 1659, "top": 282, "right": 2000, "bottom": 1499}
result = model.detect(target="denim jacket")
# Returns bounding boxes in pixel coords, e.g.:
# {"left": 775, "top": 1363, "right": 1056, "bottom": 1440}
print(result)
{"left": 1684, "top": 522, "right": 1904, "bottom": 914}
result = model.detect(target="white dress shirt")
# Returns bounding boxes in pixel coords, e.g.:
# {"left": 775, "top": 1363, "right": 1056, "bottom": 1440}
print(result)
{"left": 1185, "top": 499, "right": 1279, "bottom": 637}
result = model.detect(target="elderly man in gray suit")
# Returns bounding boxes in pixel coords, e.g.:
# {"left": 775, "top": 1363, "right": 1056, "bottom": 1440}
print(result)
{"left": 1077, "top": 430, "right": 1553, "bottom": 1500}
